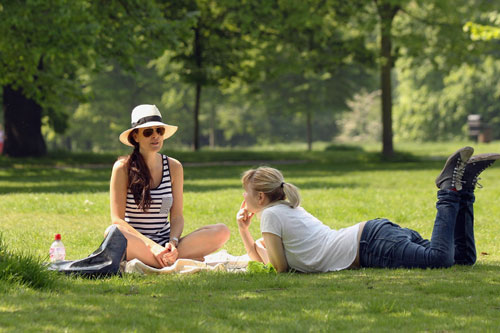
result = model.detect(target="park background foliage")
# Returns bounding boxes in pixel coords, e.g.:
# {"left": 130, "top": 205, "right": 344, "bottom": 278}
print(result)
{"left": 0, "top": 1, "right": 498, "bottom": 156}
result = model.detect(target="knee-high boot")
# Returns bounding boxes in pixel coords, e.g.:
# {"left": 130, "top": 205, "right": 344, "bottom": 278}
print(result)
{"left": 48, "top": 225, "right": 127, "bottom": 277}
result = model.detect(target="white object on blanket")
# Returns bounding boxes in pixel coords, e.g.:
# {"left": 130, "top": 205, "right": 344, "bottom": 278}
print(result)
{"left": 203, "top": 250, "right": 250, "bottom": 270}
{"left": 124, "top": 250, "right": 250, "bottom": 275}
{"left": 124, "top": 258, "right": 225, "bottom": 275}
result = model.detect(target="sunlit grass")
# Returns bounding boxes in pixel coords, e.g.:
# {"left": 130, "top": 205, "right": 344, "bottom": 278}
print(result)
{"left": 0, "top": 234, "right": 59, "bottom": 290}
{"left": 1, "top": 142, "right": 500, "bottom": 331}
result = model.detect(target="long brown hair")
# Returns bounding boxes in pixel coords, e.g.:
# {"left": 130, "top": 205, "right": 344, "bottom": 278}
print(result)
{"left": 126, "top": 130, "right": 152, "bottom": 211}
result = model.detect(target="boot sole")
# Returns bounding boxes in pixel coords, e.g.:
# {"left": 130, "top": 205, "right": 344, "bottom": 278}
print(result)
{"left": 468, "top": 153, "right": 500, "bottom": 164}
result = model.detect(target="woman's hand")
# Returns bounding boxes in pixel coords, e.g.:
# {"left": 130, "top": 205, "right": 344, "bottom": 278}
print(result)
{"left": 162, "top": 242, "right": 179, "bottom": 266}
{"left": 236, "top": 200, "right": 254, "bottom": 230}
{"left": 151, "top": 244, "right": 175, "bottom": 268}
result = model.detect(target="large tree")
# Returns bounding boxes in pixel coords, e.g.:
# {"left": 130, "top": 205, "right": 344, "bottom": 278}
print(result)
{"left": 0, "top": 0, "right": 179, "bottom": 157}
{"left": 156, "top": 0, "right": 260, "bottom": 150}
{"left": 374, "top": 0, "right": 402, "bottom": 157}
{"left": 236, "top": 0, "right": 375, "bottom": 150}
{"left": 392, "top": 8, "right": 500, "bottom": 142}
{"left": 351, "top": 0, "right": 493, "bottom": 157}
{"left": 394, "top": 56, "right": 500, "bottom": 142}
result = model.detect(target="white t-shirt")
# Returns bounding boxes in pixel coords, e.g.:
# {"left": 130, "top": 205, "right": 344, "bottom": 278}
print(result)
{"left": 260, "top": 204, "right": 361, "bottom": 273}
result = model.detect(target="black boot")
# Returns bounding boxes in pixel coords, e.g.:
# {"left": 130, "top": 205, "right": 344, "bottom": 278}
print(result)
{"left": 435, "top": 146, "right": 474, "bottom": 191}
{"left": 462, "top": 153, "right": 500, "bottom": 190}
{"left": 48, "top": 225, "right": 127, "bottom": 277}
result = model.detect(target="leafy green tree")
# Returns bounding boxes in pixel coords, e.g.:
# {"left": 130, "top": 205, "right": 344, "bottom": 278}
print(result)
{"left": 255, "top": 67, "right": 375, "bottom": 150}
{"left": 464, "top": 11, "right": 500, "bottom": 41}
{"left": 156, "top": 0, "right": 262, "bottom": 151}
{"left": 465, "top": 23, "right": 500, "bottom": 41}
{"left": 335, "top": 0, "right": 493, "bottom": 156}
{"left": 155, "top": 1, "right": 375, "bottom": 151}
{"left": 238, "top": 0, "right": 375, "bottom": 150}
{"left": 0, "top": 0, "right": 180, "bottom": 157}
{"left": 394, "top": 56, "right": 500, "bottom": 142}
{"left": 392, "top": 2, "right": 499, "bottom": 142}
{"left": 45, "top": 62, "right": 170, "bottom": 152}
{"left": 337, "top": 90, "right": 382, "bottom": 143}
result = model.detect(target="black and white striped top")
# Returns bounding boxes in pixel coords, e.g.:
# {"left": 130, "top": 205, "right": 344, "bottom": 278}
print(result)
{"left": 125, "top": 154, "right": 173, "bottom": 246}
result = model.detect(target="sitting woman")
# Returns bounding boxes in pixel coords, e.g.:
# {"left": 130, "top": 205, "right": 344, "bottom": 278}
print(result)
{"left": 110, "top": 104, "right": 230, "bottom": 268}
{"left": 236, "top": 147, "right": 499, "bottom": 273}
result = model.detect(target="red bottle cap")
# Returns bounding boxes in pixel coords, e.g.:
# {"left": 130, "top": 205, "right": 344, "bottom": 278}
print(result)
{"left": 55, "top": 234, "right": 62, "bottom": 240}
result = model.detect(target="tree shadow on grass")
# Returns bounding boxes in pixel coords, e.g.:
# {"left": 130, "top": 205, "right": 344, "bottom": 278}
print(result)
{"left": 184, "top": 181, "right": 365, "bottom": 193}
{"left": 0, "top": 149, "right": 471, "bottom": 194}
{"left": 0, "top": 168, "right": 111, "bottom": 194}
{"left": 3, "top": 263, "right": 500, "bottom": 331}
{"left": 0, "top": 184, "right": 110, "bottom": 194}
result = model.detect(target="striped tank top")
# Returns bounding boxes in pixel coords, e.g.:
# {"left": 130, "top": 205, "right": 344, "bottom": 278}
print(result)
{"left": 125, "top": 154, "right": 172, "bottom": 246}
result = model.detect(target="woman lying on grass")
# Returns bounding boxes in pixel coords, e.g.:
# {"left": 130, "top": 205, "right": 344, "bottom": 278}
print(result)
{"left": 236, "top": 147, "right": 499, "bottom": 273}
{"left": 109, "top": 104, "right": 229, "bottom": 268}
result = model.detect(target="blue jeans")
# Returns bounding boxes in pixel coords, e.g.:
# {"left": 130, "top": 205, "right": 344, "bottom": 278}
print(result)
{"left": 359, "top": 189, "right": 476, "bottom": 269}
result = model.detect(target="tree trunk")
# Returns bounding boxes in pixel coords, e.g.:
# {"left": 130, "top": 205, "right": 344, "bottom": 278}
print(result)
{"left": 193, "top": 25, "right": 202, "bottom": 151}
{"left": 3, "top": 85, "right": 47, "bottom": 157}
{"left": 376, "top": 2, "right": 399, "bottom": 158}
{"left": 193, "top": 82, "right": 202, "bottom": 151}
{"left": 306, "top": 111, "right": 312, "bottom": 151}
{"left": 306, "top": 30, "right": 314, "bottom": 152}
{"left": 209, "top": 105, "right": 216, "bottom": 148}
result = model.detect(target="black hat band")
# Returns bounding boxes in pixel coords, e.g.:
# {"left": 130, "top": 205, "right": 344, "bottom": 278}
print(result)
{"left": 132, "top": 115, "right": 162, "bottom": 127}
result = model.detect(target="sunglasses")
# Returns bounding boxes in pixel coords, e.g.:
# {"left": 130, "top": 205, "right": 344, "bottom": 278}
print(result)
{"left": 142, "top": 127, "right": 165, "bottom": 137}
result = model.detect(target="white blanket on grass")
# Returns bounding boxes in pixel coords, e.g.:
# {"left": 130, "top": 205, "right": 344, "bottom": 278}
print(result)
{"left": 124, "top": 250, "right": 250, "bottom": 275}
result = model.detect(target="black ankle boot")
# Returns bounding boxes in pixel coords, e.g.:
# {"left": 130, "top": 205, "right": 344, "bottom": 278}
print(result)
{"left": 462, "top": 153, "right": 500, "bottom": 190}
{"left": 48, "top": 225, "right": 127, "bottom": 277}
{"left": 435, "top": 147, "right": 474, "bottom": 191}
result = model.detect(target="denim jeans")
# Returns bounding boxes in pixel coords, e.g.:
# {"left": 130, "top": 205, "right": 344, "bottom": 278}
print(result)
{"left": 359, "top": 189, "right": 476, "bottom": 269}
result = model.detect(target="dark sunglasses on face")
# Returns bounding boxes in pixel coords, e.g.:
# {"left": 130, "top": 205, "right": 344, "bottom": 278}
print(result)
{"left": 142, "top": 127, "right": 165, "bottom": 137}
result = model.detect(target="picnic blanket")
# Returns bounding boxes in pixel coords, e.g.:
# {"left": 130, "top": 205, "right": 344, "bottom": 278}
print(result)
{"left": 123, "top": 250, "right": 250, "bottom": 275}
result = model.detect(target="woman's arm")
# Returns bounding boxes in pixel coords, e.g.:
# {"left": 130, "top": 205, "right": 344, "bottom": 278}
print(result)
{"left": 160, "top": 157, "right": 184, "bottom": 263}
{"left": 236, "top": 200, "right": 266, "bottom": 262}
{"left": 168, "top": 157, "right": 184, "bottom": 243}
{"left": 262, "top": 232, "right": 289, "bottom": 273}
{"left": 109, "top": 159, "right": 168, "bottom": 262}
{"left": 239, "top": 227, "right": 267, "bottom": 263}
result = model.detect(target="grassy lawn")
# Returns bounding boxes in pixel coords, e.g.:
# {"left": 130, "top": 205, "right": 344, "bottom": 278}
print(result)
{"left": 1, "top": 141, "right": 500, "bottom": 332}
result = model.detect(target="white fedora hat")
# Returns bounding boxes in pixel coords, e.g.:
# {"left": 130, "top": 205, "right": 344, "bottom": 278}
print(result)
{"left": 119, "top": 104, "right": 178, "bottom": 147}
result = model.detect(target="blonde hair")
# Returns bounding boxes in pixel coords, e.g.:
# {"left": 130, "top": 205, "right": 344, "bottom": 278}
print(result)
{"left": 241, "top": 167, "right": 301, "bottom": 208}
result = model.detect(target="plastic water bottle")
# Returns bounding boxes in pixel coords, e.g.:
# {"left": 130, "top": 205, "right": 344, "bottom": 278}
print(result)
{"left": 49, "top": 234, "right": 66, "bottom": 263}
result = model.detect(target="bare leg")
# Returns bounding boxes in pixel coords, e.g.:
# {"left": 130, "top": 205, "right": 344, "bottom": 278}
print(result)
{"left": 177, "top": 223, "right": 230, "bottom": 261}
{"left": 105, "top": 225, "right": 161, "bottom": 268}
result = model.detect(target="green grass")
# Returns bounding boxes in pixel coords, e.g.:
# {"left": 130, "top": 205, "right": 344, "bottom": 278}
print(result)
{"left": 0, "top": 234, "right": 58, "bottom": 290}
{"left": 1, "top": 141, "right": 500, "bottom": 331}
